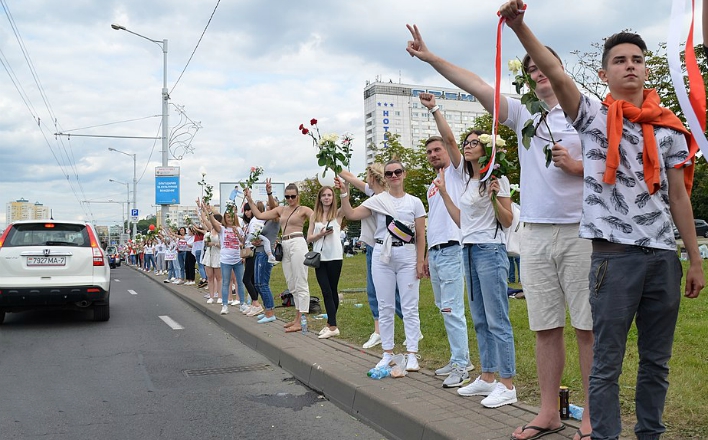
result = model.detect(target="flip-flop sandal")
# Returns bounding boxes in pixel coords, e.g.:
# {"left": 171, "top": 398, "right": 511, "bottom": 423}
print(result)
{"left": 510, "top": 423, "right": 566, "bottom": 440}
{"left": 575, "top": 429, "right": 592, "bottom": 440}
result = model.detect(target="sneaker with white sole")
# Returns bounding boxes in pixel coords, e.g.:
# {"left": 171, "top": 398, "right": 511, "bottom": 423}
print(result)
{"left": 217, "top": 298, "right": 223, "bottom": 304}
{"left": 435, "top": 361, "right": 475, "bottom": 376}
{"left": 241, "top": 305, "right": 252, "bottom": 315}
{"left": 247, "top": 305, "right": 264, "bottom": 316}
{"left": 480, "top": 383, "right": 517, "bottom": 408}
{"left": 362, "top": 332, "right": 382, "bottom": 349}
{"left": 375, "top": 352, "right": 394, "bottom": 369}
{"left": 442, "top": 364, "right": 471, "bottom": 388}
{"left": 405, "top": 353, "right": 421, "bottom": 372}
{"left": 220, "top": 305, "right": 229, "bottom": 315}
{"left": 457, "top": 376, "right": 498, "bottom": 397}
{"left": 239, "top": 304, "right": 249, "bottom": 313}
{"left": 206, "top": 298, "right": 214, "bottom": 304}
{"left": 230, "top": 299, "right": 240, "bottom": 306}
{"left": 402, "top": 333, "right": 424, "bottom": 347}
{"left": 318, "top": 327, "right": 340, "bottom": 339}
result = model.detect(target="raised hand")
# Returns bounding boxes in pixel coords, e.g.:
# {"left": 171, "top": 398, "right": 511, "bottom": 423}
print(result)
{"left": 406, "top": 24, "right": 433, "bottom": 61}
{"left": 419, "top": 92, "right": 436, "bottom": 110}
{"left": 498, "top": 0, "right": 526, "bottom": 29}
{"left": 244, "top": 188, "right": 251, "bottom": 199}
{"left": 488, "top": 176, "right": 501, "bottom": 200}
{"left": 432, "top": 169, "right": 447, "bottom": 194}
{"left": 265, "top": 178, "right": 272, "bottom": 194}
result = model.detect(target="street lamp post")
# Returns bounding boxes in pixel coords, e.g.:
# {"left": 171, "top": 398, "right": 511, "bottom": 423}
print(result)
{"left": 108, "top": 148, "right": 137, "bottom": 239}
{"left": 111, "top": 24, "right": 169, "bottom": 229}
{"left": 109, "top": 179, "right": 130, "bottom": 237}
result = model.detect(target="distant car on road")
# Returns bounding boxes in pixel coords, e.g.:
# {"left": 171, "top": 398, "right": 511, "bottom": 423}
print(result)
{"left": 0, "top": 220, "right": 111, "bottom": 324}
{"left": 673, "top": 219, "right": 708, "bottom": 239}
{"left": 106, "top": 245, "right": 121, "bottom": 269}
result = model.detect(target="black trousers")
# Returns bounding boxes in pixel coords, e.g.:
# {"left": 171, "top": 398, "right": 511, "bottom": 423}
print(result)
{"left": 185, "top": 252, "right": 196, "bottom": 281}
{"left": 315, "top": 259, "right": 343, "bottom": 327}
{"left": 243, "top": 256, "right": 258, "bottom": 301}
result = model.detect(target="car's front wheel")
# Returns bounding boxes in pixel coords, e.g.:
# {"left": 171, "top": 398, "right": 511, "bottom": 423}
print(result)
{"left": 703, "top": 230, "right": 708, "bottom": 238}
{"left": 93, "top": 302, "right": 110, "bottom": 322}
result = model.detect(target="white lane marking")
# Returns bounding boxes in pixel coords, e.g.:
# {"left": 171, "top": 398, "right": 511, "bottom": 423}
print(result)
{"left": 128, "top": 289, "right": 138, "bottom": 295}
{"left": 159, "top": 315, "right": 184, "bottom": 330}
{"left": 114, "top": 279, "right": 120, "bottom": 282}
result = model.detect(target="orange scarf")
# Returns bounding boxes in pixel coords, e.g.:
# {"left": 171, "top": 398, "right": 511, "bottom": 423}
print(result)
{"left": 602, "top": 89, "right": 698, "bottom": 196}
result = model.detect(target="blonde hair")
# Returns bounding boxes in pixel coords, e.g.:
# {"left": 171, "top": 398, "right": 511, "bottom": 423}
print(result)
{"left": 366, "top": 163, "right": 387, "bottom": 188}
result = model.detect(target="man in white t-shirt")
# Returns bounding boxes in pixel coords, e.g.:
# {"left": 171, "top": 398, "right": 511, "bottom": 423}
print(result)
{"left": 419, "top": 93, "right": 472, "bottom": 389}
{"left": 407, "top": 24, "right": 593, "bottom": 440}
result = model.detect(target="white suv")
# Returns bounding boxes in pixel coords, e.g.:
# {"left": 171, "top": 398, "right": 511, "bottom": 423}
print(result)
{"left": 0, "top": 220, "right": 111, "bottom": 324}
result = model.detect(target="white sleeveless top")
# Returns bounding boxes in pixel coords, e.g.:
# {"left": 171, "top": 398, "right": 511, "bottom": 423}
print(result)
{"left": 312, "top": 219, "right": 343, "bottom": 261}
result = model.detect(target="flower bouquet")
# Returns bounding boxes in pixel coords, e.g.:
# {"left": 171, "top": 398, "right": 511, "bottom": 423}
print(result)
{"left": 509, "top": 58, "right": 556, "bottom": 167}
{"left": 478, "top": 133, "right": 516, "bottom": 211}
{"left": 299, "top": 118, "right": 353, "bottom": 177}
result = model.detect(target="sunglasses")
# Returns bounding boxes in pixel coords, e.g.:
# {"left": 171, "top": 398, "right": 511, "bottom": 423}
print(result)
{"left": 462, "top": 139, "right": 480, "bottom": 149}
{"left": 384, "top": 168, "right": 404, "bottom": 178}
{"left": 284, "top": 195, "right": 297, "bottom": 200}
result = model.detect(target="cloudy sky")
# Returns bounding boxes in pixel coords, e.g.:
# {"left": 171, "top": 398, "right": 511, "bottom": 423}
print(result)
{"left": 0, "top": 0, "right": 702, "bottom": 228}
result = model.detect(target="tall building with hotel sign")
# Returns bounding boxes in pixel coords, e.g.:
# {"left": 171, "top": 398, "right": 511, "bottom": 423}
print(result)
{"left": 363, "top": 80, "right": 513, "bottom": 164}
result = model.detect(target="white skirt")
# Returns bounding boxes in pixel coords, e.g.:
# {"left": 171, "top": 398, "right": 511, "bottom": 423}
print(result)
{"left": 202, "top": 245, "right": 221, "bottom": 268}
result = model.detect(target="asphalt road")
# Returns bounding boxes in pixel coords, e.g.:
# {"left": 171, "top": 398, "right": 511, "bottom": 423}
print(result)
{"left": 0, "top": 266, "right": 386, "bottom": 440}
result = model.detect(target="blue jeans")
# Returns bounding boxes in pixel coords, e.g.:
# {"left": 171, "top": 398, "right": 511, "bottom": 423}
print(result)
{"left": 254, "top": 252, "right": 275, "bottom": 310}
{"left": 463, "top": 243, "right": 516, "bottom": 378}
{"left": 221, "top": 261, "right": 245, "bottom": 305}
{"left": 429, "top": 245, "right": 469, "bottom": 366}
{"left": 588, "top": 247, "right": 682, "bottom": 440}
{"left": 195, "top": 249, "right": 207, "bottom": 280}
{"left": 365, "top": 244, "right": 402, "bottom": 321}
{"left": 177, "top": 251, "right": 187, "bottom": 279}
{"left": 167, "top": 259, "right": 176, "bottom": 279}
{"left": 144, "top": 254, "right": 155, "bottom": 271}
{"left": 508, "top": 255, "right": 520, "bottom": 283}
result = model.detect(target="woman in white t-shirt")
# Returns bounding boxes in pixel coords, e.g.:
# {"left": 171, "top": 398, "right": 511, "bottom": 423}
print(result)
{"left": 340, "top": 159, "right": 427, "bottom": 373}
{"left": 306, "top": 186, "right": 346, "bottom": 340}
{"left": 435, "top": 129, "right": 517, "bottom": 408}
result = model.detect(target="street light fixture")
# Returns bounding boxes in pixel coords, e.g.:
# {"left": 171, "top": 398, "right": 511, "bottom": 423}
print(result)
{"left": 111, "top": 23, "right": 169, "bottom": 229}
{"left": 109, "top": 178, "right": 130, "bottom": 238}
{"left": 108, "top": 148, "right": 137, "bottom": 239}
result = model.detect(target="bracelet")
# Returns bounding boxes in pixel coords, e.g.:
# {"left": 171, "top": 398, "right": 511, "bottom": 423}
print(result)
{"left": 267, "top": 192, "right": 273, "bottom": 196}
{"left": 429, "top": 105, "right": 439, "bottom": 114}
{"left": 340, "top": 192, "right": 349, "bottom": 198}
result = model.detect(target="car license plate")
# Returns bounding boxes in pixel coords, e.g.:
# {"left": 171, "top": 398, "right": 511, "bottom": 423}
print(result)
{"left": 27, "top": 256, "right": 66, "bottom": 266}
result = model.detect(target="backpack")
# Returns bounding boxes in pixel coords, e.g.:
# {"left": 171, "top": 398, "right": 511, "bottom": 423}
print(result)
{"left": 280, "top": 290, "right": 294, "bottom": 307}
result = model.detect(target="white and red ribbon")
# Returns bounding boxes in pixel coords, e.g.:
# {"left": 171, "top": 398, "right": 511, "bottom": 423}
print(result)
{"left": 480, "top": 12, "right": 507, "bottom": 182}
{"left": 668, "top": 0, "right": 707, "bottom": 159}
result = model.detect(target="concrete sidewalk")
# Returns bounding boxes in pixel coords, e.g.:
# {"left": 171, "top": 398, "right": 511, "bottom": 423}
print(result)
{"left": 141, "top": 268, "right": 582, "bottom": 440}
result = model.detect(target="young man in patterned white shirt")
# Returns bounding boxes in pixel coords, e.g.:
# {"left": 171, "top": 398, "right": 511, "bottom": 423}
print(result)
{"left": 501, "top": 2, "right": 705, "bottom": 439}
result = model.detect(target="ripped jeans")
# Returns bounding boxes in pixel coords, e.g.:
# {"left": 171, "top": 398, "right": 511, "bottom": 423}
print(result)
{"left": 429, "top": 244, "right": 469, "bottom": 366}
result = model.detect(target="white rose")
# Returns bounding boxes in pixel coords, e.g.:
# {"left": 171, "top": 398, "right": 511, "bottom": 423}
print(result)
{"left": 495, "top": 136, "right": 506, "bottom": 147}
{"left": 508, "top": 59, "right": 523, "bottom": 74}
{"left": 479, "top": 134, "right": 492, "bottom": 145}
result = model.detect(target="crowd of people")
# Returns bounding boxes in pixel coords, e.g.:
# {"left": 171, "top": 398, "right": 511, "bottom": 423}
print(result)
{"left": 116, "top": 2, "right": 708, "bottom": 439}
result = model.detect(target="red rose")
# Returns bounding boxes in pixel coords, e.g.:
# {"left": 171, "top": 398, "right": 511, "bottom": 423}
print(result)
{"left": 310, "top": 118, "right": 317, "bottom": 126}
{"left": 302, "top": 128, "right": 309, "bottom": 135}
{"left": 298, "top": 124, "right": 304, "bottom": 130}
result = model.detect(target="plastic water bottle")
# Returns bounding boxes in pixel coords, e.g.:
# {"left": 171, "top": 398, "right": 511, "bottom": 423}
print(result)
{"left": 367, "top": 366, "right": 391, "bottom": 379}
{"left": 569, "top": 404, "right": 584, "bottom": 421}
{"left": 300, "top": 314, "right": 308, "bottom": 334}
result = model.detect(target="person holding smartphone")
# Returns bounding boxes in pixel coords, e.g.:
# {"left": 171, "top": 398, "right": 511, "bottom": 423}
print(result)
{"left": 307, "top": 186, "right": 346, "bottom": 339}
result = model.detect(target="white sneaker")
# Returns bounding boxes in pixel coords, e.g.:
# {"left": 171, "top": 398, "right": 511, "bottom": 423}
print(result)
{"left": 242, "top": 305, "right": 253, "bottom": 315}
{"left": 480, "top": 383, "right": 517, "bottom": 408}
{"left": 230, "top": 299, "right": 240, "bottom": 306}
{"left": 435, "top": 361, "right": 475, "bottom": 376}
{"left": 362, "top": 332, "right": 382, "bottom": 349}
{"left": 458, "top": 376, "right": 498, "bottom": 397}
{"left": 206, "top": 298, "right": 214, "bottom": 304}
{"left": 267, "top": 255, "right": 277, "bottom": 264}
{"left": 442, "top": 364, "right": 471, "bottom": 388}
{"left": 375, "top": 352, "right": 394, "bottom": 369}
{"left": 220, "top": 305, "right": 229, "bottom": 315}
{"left": 405, "top": 353, "right": 420, "bottom": 372}
{"left": 247, "top": 305, "right": 264, "bottom": 317}
{"left": 217, "top": 298, "right": 223, "bottom": 304}
{"left": 239, "top": 304, "right": 249, "bottom": 313}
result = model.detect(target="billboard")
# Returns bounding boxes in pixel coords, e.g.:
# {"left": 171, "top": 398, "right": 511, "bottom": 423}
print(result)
{"left": 155, "top": 167, "right": 180, "bottom": 205}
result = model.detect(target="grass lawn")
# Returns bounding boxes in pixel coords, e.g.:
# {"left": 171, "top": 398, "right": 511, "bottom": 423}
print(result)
{"left": 265, "top": 253, "right": 707, "bottom": 440}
